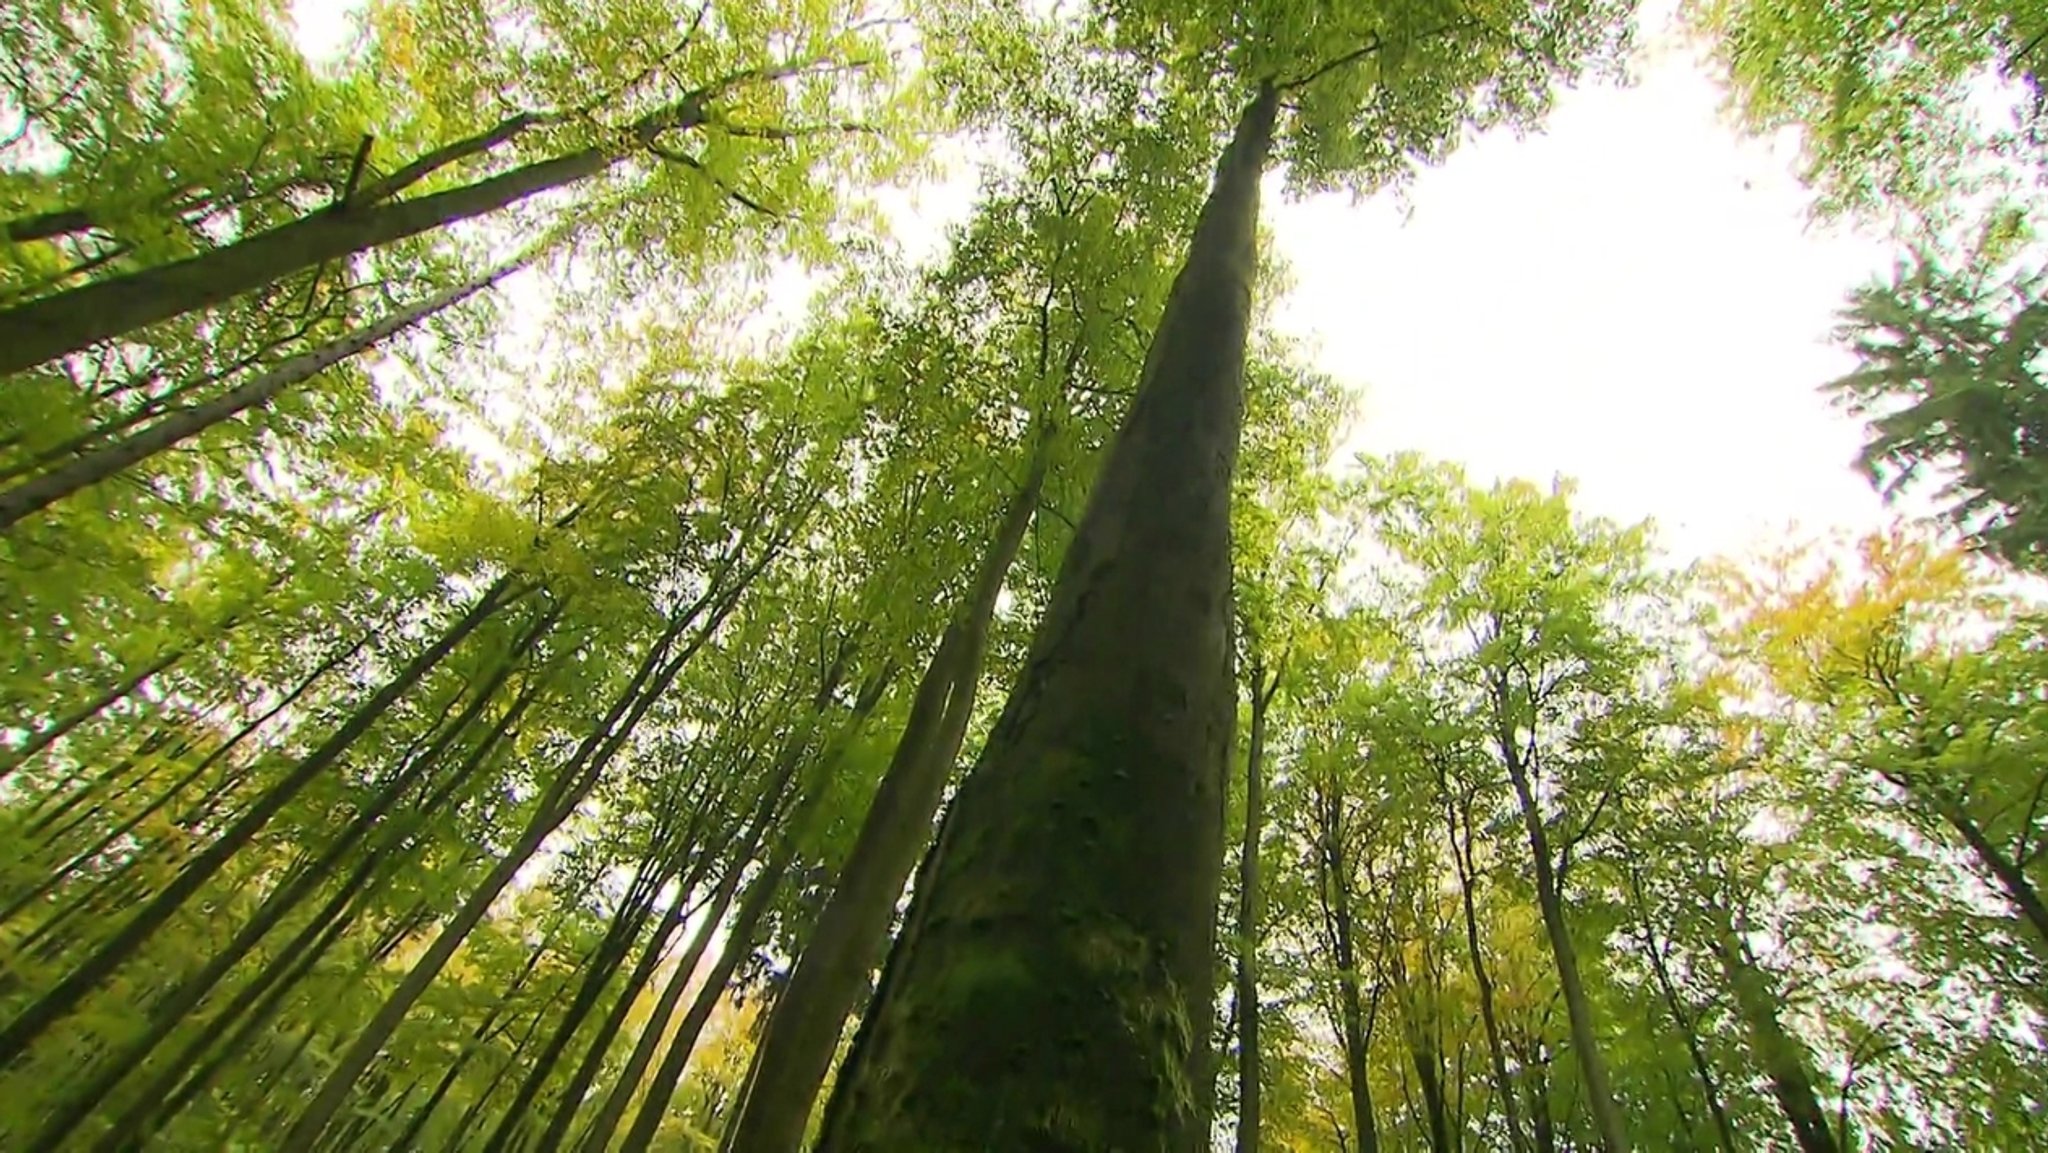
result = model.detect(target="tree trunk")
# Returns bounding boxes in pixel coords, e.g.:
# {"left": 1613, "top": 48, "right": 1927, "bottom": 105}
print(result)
{"left": 722, "top": 438, "right": 1048, "bottom": 1153}
{"left": 1932, "top": 794, "right": 2048, "bottom": 958}
{"left": 574, "top": 850, "right": 751, "bottom": 1153}
{"left": 0, "top": 102, "right": 698, "bottom": 379}
{"left": 474, "top": 851, "right": 670, "bottom": 1153}
{"left": 282, "top": 604, "right": 703, "bottom": 1148}
{"left": 0, "top": 256, "right": 527, "bottom": 530}
{"left": 1500, "top": 744, "right": 1629, "bottom": 1153}
{"left": 1442, "top": 790, "right": 1527, "bottom": 1153}
{"left": 1708, "top": 907, "right": 1838, "bottom": 1153}
{"left": 614, "top": 847, "right": 792, "bottom": 1153}
{"left": 1234, "top": 662, "right": 1278, "bottom": 1153}
{"left": 1320, "top": 805, "right": 1380, "bottom": 1153}
{"left": 1626, "top": 869, "right": 1737, "bottom": 1153}
{"left": 523, "top": 871, "right": 699, "bottom": 1153}
{"left": 0, "top": 578, "right": 518, "bottom": 1069}
{"left": 817, "top": 82, "right": 1277, "bottom": 1153}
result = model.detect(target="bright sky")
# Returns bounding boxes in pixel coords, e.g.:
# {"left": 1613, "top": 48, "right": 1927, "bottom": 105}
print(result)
{"left": 1268, "top": 32, "right": 1902, "bottom": 566}
{"left": 293, "top": 2, "right": 1913, "bottom": 567}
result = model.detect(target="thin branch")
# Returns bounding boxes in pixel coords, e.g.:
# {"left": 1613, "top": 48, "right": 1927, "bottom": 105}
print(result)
{"left": 1278, "top": 34, "right": 1383, "bottom": 92}
{"left": 645, "top": 144, "right": 781, "bottom": 217}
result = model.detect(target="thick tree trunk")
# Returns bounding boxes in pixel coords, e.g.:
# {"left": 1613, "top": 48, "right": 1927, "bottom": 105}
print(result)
{"left": 1708, "top": 907, "right": 1838, "bottom": 1153}
{"left": 1500, "top": 745, "right": 1628, "bottom": 1153}
{"left": 722, "top": 441, "right": 1048, "bottom": 1153}
{"left": 0, "top": 256, "right": 526, "bottom": 530}
{"left": 1234, "top": 663, "right": 1278, "bottom": 1153}
{"left": 817, "top": 83, "right": 1277, "bottom": 1153}
{"left": 0, "top": 578, "right": 517, "bottom": 1069}
{"left": 0, "top": 101, "right": 698, "bottom": 378}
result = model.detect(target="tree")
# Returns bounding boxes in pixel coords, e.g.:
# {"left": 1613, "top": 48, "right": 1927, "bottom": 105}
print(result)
{"left": 818, "top": 0, "right": 1628, "bottom": 1145}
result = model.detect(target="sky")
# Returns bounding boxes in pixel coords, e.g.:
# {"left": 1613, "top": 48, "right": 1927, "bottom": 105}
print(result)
{"left": 293, "top": 2, "right": 1914, "bottom": 567}
{"left": 1263, "top": 32, "right": 1903, "bottom": 566}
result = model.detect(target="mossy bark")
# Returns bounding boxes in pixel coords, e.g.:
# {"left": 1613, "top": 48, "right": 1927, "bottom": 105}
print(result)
{"left": 815, "top": 85, "right": 1278, "bottom": 1153}
{"left": 723, "top": 437, "right": 1049, "bottom": 1153}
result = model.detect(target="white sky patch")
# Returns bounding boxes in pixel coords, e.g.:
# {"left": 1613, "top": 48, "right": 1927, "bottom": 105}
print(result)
{"left": 1271, "top": 33, "right": 1906, "bottom": 566}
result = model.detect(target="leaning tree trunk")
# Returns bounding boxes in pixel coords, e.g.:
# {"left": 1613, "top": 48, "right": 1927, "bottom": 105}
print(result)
{"left": 281, "top": 606, "right": 702, "bottom": 1149}
{"left": 1500, "top": 740, "right": 1629, "bottom": 1153}
{"left": 0, "top": 97, "right": 703, "bottom": 378}
{"left": 0, "top": 578, "right": 518, "bottom": 1070}
{"left": 817, "top": 84, "right": 1279, "bottom": 1152}
{"left": 0, "top": 255, "right": 528, "bottom": 531}
{"left": 722, "top": 438, "right": 1048, "bottom": 1153}
{"left": 1708, "top": 906, "right": 1838, "bottom": 1153}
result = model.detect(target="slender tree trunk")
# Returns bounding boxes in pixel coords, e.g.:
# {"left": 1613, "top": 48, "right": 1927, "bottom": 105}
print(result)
{"left": 1235, "top": 662, "right": 1278, "bottom": 1153}
{"left": 1708, "top": 907, "right": 1837, "bottom": 1153}
{"left": 818, "top": 83, "right": 1278, "bottom": 1153}
{"left": 0, "top": 100, "right": 703, "bottom": 378}
{"left": 524, "top": 880, "right": 702, "bottom": 1153}
{"left": 1931, "top": 794, "right": 2048, "bottom": 957}
{"left": 574, "top": 853, "right": 752, "bottom": 1153}
{"left": 1499, "top": 737, "right": 1628, "bottom": 1153}
{"left": 722, "top": 439, "right": 1048, "bottom": 1153}
{"left": 1321, "top": 808, "right": 1380, "bottom": 1153}
{"left": 101, "top": 864, "right": 372, "bottom": 1149}
{"left": 620, "top": 843, "right": 797, "bottom": 1153}
{"left": 1442, "top": 790, "right": 1527, "bottom": 1153}
{"left": 0, "top": 578, "right": 517, "bottom": 1069}
{"left": 280, "top": 600, "right": 717, "bottom": 1148}
{"left": 476, "top": 860, "right": 669, "bottom": 1153}
{"left": 0, "top": 645, "right": 186, "bottom": 783}
{"left": 1388, "top": 945, "right": 1451, "bottom": 1153}
{"left": 1626, "top": 869, "right": 1737, "bottom": 1153}
{"left": 3, "top": 622, "right": 376, "bottom": 926}
{"left": 390, "top": 913, "right": 555, "bottom": 1150}
{"left": 0, "top": 257, "right": 527, "bottom": 530}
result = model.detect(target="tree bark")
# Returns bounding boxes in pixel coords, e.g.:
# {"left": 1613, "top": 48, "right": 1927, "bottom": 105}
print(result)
{"left": 722, "top": 437, "right": 1048, "bottom": 1153}
{"left": 1234, "top": 661, "right": 1279, "bottom": 1153}
{"left": 0, "top": 99, "right": 702, "bottom": 379}
{"left": 1709, "top": 907, "right": 1838, "bottom": 1153}
{"left": 0, "top": 256, "right": 527, "bottom": 530}
{"left": 1498, "top": 733, "right": 1629, "bottom": 1153}
{"left": 0, "top": 578, "right": 518, "bottom": 1069}
{"left": 817, "top": 82, "right": 1277, "bottom": 1153}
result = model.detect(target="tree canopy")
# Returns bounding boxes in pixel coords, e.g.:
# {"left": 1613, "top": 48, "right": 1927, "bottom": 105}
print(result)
{"left": 0, "top": 0, "right": 2044, "bottom": 1151}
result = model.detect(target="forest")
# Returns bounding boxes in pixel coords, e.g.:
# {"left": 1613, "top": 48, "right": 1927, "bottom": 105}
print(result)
{"left": 2, "top": 0, "right": 2046, "bottom": 1149}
